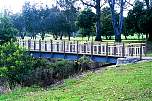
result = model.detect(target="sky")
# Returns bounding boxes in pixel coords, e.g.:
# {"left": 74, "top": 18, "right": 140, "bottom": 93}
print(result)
{"left": 0, "top": 0, "right": 55, "bottom": 14}
{"left": 0, "top": 0, "right": 134, "bottom": 16}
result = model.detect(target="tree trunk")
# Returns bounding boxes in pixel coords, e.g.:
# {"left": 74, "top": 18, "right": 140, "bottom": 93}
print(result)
{"left": 54, "top": 33, "right": 58, "bottom": 40}
{"left": 146, "top": 33, "right": 148, "bottom": 39}
{"left": 110, "top": 6, "right": 120, "bottom": 42}
{"left": 108, "top": 0, "right": 125, "bottom": 42}
{"left": 88, "top": 35, "right": 90, "bottom": 41}
{"left": 95, "top": 0, "right": 102, "bottom": 41}
{"left": 106, "top": 35, "right": 108, "bottom": 40}
{"left": 109, "top": 35, "right": 112, "bottom": 40}
{"left": 60, "top": 33, "right": 63, "bottom": 40}
{"left": 148, "top": 33, "right": 152, "bottom": 41}
{"left": 125, "top": 35, "right": 128, "bottom": 40}
{"left": 68, "top": 32, "right": 71, "bottom": 41}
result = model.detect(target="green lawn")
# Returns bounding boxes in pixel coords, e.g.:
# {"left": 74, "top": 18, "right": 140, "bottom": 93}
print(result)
{"left": 1, "top": 62, "right": 152, "bottom": 101}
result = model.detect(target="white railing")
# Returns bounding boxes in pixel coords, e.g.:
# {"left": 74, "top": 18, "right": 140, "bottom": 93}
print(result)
{"left": 18, "top": 40, "right": 146, "bottom": 58}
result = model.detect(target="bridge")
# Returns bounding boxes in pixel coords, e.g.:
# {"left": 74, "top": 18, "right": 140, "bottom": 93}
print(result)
{"left": 18, "top": 40, "right": 146, "bottom": 64}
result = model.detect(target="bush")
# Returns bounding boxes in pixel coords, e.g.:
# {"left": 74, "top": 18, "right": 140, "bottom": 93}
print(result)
{"left": 21, "top": 58, "right": 54, "bottom": 87}
{"left": 0, "top": 43, "right": 101, "bottom": 88}
{"left": 22, "top": 67, "right": 54, "bottom": 87}
{"left": 52, "top": 60, "right": 75, "bottom": 80}
{"left": 0, "top": 43, "right": 35, "bottom": 87}
{"left": 77, "top": 55, "right": 91, "bottom": 72}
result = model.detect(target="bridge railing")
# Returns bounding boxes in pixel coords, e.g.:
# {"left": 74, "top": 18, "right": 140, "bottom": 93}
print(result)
{"left": 18, "top": 39, "right": 146, "bottom": 59}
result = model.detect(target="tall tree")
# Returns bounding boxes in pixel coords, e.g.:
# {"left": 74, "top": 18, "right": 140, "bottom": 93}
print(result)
{"left": 76, "top": 8, "right": 96, "bottom": 40}
{"left": 11, "top": 14, "right": 25, "bottom": 39}
{"left": 80, "top": 0, "right": 106, "bottom": 41}
{"left": 108, "top": 0, "right": 127, "bottom": 42}
{"left": 57, "top": 0, "right": 79, "bottom": 40}
{"left": 0, "top": 16, "right": 18, "bottom": 44}
{"left": 101, "top": 7, "right": 116, "bottom": 40}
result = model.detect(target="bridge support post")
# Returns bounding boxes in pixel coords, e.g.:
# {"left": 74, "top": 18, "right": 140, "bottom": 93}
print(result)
{"left": 77, "top": 41, "right": 79, "bottom": 60}
{"left": 106, "top": 42, "right": 109, "bottom": 62}
{"left": 28, "top": 39, "right": 31, "bottom": 51}
{"left": 22, "top": 40, "right": 25, "bottom": 47}
{"left": 45, "top": 41, "right": 47, "bottom": 51}
{"left": 122, "top": 43, "right": 125, "bottom": 57}
{"left": 64, "top": 41, "right": 66, "bottom": 59}
{"left": 140, "top": 44, "right": 142, "bottom": 60}
{"left": 50, "top": 40, "right": 53, "bottom": 58}
{"left": 39, "top": 40, "right": 41, "bottom": 58}
{"left": 91, "top": 41, "right": 93, "bottom": 60}
{"left": 34, "top": 40, "right": 36, "bottom": 50}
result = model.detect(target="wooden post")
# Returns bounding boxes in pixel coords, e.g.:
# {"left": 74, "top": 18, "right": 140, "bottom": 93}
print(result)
{"left": 131, "top": 45, "right": 134, "bottom": 56}
{"left": 140, "top": 44, "right": 142, "bottom": 60}
{"left": 122, "top": 43, "right": 125, "bottom": 57}
{"left": 64, "top": 41, "right": 66, "bottom": 59}
{"left": 39, "top": 40, "right": 41, "bottom": 51}
{"left": 77, "top": 41, "right": 79, "bottom": 60}
{"left": 91, "top": 41, "right": 93, "bottom": 60}
{"left": 50, "top": 40, "right": 53, "bottom": 52}
{"left": 57, "top": 42, "right": 59, "bottom": 52}
{"left": 23, "top": 40, "right": 25, "bottom": 47}
{"left": 106, "top": 42, "right": 109, "bottom": 62}
{"left": 45, "top": 41, "right": 47, "bottom": 51}
{"left": 28, "top": 39, "right": 31, "bottom": 51}
{"left": 34, "top": 40, "right": 36, "bottom": 50}
{"left": 114, "top": 44, "right": 116, "bottom": 56}
{"left": 106, "top": 42, "right": 108, "bottom": 57}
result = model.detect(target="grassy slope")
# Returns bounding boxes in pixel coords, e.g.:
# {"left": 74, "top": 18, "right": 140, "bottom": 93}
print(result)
{"left": 0, "top": 62, "right": 152, "bottom": 101}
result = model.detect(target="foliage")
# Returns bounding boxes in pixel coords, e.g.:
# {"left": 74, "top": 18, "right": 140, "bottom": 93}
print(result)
{"left": 10, "top": 1, "right": 78, "bottom": 40}
{"left": 126, "top": 0, "right": 152, "bottom": 41}
{"left": 80, "top": 0, "right": 102, "bottom": 41}
{"left": 108, "top": 0, "right": 127, "bottom": 42}
{"left": 76, "top": 8, "right": 96, "bottom": 40}
{"left": 0, "top": 43, "right": 93, "bottom": 88}
{"left": 52, "top": 60, "right": 75, "bottom": 80}
{"left": 77, "top": 56, "right": 92, "bottom": 72}
{"left": 101, "top": 7, "right": 114, "bottom": 39}
{"left": 0, "top": 43, "right": 34, "bottom": 86}
{"left": 0, "top": 17, "right": 18, "bottom": 44}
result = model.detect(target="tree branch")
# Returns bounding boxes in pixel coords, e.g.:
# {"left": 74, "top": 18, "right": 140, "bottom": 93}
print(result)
{"left": 100, "top": 0, "right": 108, "bottom": 7}
{"left": 126, "top": 0, "right": 133, "bottom": 6}
{"left": 80, "top": 0, "right": 96, "bottom": 8}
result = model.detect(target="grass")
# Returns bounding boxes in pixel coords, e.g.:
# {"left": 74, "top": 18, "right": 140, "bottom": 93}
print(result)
{"left": 0, "top": 62, "right": 152, "bottom": 101}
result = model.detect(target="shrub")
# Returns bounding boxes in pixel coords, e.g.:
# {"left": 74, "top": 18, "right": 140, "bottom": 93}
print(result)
{"left": 22, "top": 67, "right": 54, "bottom": 87}
{"left": 0, "top": 43, "right": 101, "bottom": 88}
{"left": 0, "top": 43, "right": 35, "bottom": 87}
{"left": 77, "top": 55, "right": 91, "bottom": 72}
{"left": 52, "top": 60, "right": 75, "bottom": 80}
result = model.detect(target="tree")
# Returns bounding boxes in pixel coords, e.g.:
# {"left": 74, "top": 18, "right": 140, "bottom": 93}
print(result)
{"left": 142, "top": 0, "right": 152, "bottom": 41}
{"left": 108, "top": 0, "right": 127, "bottom": 42}
{"left": 57, "top": 0, "right": 79, "bottom": 40}
{"left": 76, "top": 8, "right": 96, "bottom": 40}
{"left": 101, "top": 7, "right": 115, "bottom": 40}
{"left": 0, "top": 16, "right": 18, "bottom": 44}
{"left": 11, "top": 14, "right": 25, "bottom": 39}
{"left": 22, "top": 2, "right": 40, "bottom": 39}
{"left": 80, "top": 0, "right": 105, "bottom": 41}
{"left": 126, "top": 0, "right": 152, "bottom": 41}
